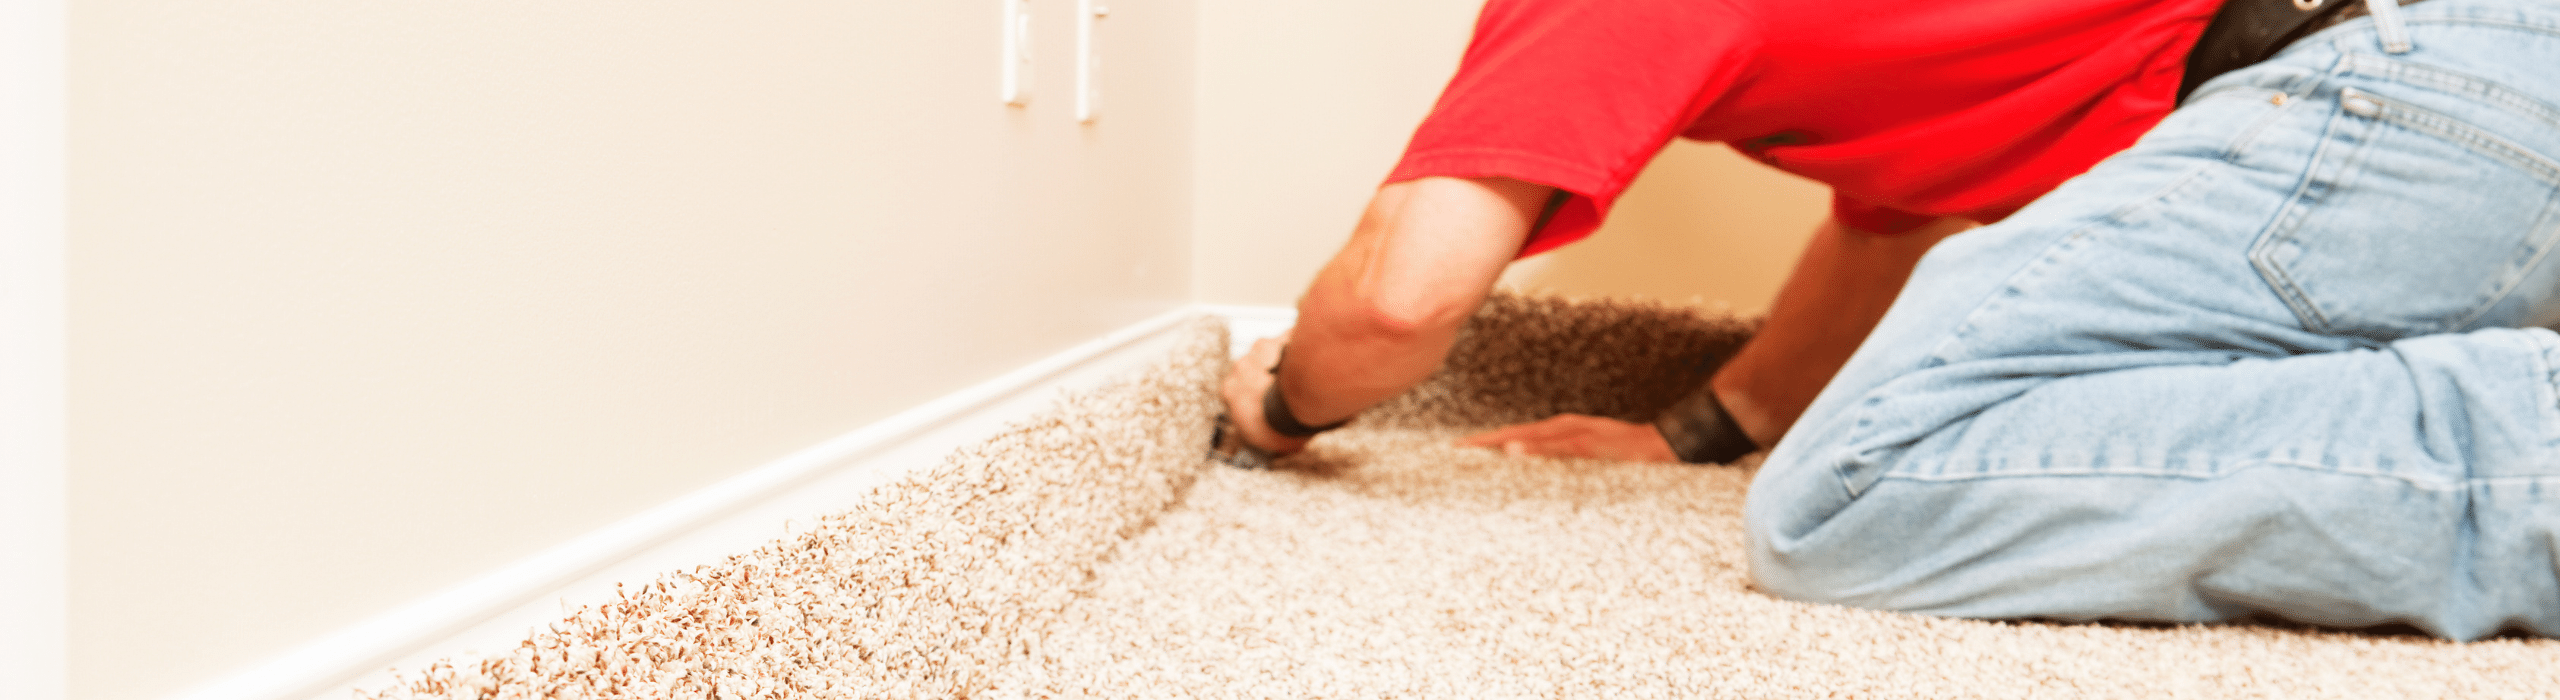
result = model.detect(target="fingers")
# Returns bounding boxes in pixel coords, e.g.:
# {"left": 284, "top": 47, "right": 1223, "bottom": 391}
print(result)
{"left": 1458, "top": 414, "right": 1607, "bottom": 446}
{"left": 1456, "top": 425, "right": 1524, "bottom": 447}
{"left": 1457, "top": 414, "right": 1679, "bottom": 463}
{"left": 1220, "top": 332, "right": 1309, "bottom": 455}
{"left": 1244, "top": 335, "right": 1286, "bottom": 363}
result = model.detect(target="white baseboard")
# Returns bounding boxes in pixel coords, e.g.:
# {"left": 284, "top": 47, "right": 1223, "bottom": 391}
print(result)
{"left": 2, "top": 3, "right": 67, "bottom": 700}
{"left": 1195, "top": 304, "right": 1295, "bottom": 357}
{"left": 171, "top": 305, "right": 1235, "bottom": 700}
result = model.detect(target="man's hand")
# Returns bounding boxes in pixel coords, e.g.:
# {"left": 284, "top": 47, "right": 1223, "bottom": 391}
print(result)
{"left": 1220, "top": 334, "right": 1312, "bottom": 455}
{"left": 1458, "top": 414, "right": 1678, "bottom": 462}
{"left": 1216, "top": 176, "right": 1552, "bottom": 458}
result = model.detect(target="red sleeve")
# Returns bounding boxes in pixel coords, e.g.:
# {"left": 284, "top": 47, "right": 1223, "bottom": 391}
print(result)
{"left": 1384, "top": 0, "right": 1763, "bottom": 258}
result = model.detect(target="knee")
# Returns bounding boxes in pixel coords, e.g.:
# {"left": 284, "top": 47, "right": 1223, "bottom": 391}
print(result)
{"left": 1741, "top": 443, "right": 1999, "bottom": 613}
{"left": 1740, "top": 446, "right": 1880, "bottom": 608}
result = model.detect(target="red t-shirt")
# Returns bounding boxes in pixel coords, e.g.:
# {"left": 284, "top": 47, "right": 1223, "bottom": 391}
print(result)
{"left": 1386, "top": 0, "right": 2226, "bottom": 255}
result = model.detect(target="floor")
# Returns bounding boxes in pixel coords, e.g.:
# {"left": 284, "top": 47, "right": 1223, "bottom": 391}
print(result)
{"left": 360, "top": 295, "right": 2560, "bottom": 700}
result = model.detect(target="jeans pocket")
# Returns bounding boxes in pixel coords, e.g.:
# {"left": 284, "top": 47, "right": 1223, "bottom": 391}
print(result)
{"left": 2250, "top": 87, "right": 2560, "bottom": 340}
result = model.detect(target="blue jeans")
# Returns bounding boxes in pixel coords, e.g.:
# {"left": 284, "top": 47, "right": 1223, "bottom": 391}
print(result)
{"left": 1746, "top": 0, "right": 2560, "bottom": 640}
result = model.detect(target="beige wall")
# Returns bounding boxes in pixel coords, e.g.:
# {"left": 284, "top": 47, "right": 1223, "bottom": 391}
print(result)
{"left": 1499, "top": 141, "right": 1830, "bottom": 314}
{"left": 1191, "top": 0, "right": 1830, "bottom": 314}
{"left": 65, "top": 2, "right": 1192, "bottom": 699}
{"left": 58, "top": 0, "right": 1828, "bottom": 697}
{"left": 1191, "top": 0, "right": 1481, "bottom": 305}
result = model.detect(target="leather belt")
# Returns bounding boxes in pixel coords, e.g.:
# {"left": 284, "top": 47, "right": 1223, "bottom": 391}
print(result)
{"left": 2179, "top": 0, "right": 2427, "bottom": 103}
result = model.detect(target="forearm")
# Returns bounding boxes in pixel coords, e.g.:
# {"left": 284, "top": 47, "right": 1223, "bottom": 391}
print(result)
{"left": 1710, "top": 215, "right": 1973, "bottom": 445}
{"left": 1270, "top": 177, "right": 1549, "bottom": 428}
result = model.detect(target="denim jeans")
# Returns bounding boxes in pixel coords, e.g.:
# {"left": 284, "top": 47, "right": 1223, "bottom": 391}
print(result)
{"left": 1746, "top": 0, "right": 2560, "bottom": 640}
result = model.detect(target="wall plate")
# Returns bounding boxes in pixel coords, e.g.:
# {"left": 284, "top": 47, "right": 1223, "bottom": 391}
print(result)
{"left": 1075, "top": 0, "right": 1102, "bottom": 122}
{"left": 1001, "top": 0, "right": 1031, "bottom": 106}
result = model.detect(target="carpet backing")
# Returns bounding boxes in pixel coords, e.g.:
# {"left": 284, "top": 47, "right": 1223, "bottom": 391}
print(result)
{"left": 361, "top": 294, "right": 2560, "bottom": 700}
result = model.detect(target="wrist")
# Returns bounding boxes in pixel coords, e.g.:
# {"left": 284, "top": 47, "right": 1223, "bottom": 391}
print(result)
{"left": 1653, "top": 381, "right": 1760, "bottom": 464}
{"left": 1262, "top": 375, "right": 1352, "bottom": 438}
{"left": 1706, "top": 371, "right": 1790, "bottom": 448}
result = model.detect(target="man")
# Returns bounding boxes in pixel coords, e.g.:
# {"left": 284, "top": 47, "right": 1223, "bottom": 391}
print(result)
{"left": 1220, "top": 0, "right": 2226, "bottom": 464}
{"left": 1224, "top": 0, "right": 2560, "bottom": 639}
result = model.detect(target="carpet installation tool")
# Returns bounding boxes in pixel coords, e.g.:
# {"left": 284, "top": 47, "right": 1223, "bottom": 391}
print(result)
{"left": 1207, "top": 414, "right": 1275, "bottom": 469}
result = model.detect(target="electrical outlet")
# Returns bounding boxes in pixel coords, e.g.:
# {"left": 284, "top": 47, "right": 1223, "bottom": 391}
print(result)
{"left": 1001, "top": 0, "right": 1032, "bottom": 106}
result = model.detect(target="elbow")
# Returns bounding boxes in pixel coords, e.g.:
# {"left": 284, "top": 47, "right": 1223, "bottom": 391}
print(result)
{"left": 1334, "top": 285, "right": 1474, "bottom": 346}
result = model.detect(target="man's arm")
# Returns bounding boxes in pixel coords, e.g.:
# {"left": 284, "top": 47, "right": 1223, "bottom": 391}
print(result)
{"left": 1459, "top": 214, "right": 1972, "bottom": 460}
{"left": 1707, "top": 214, "right": 1973, "bottom": 445}
{"left": 1222, "top": 176, "right": 1555, "bottom": 453}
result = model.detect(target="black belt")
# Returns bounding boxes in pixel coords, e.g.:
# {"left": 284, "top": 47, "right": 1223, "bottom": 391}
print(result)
{"left": 2179, "top": 0, "right": 2425, "bottom": 103}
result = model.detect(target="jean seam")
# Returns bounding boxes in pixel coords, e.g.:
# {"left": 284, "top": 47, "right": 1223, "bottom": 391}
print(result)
{"left": 2353, "top": 87, "right": 2560, "bottom": 186}
{"left": 2536, "top": 332, "right": 2560, "bottom": 446}
{"left": 2249, "top": 101, "right": 2368, "bottom": 335}
{"left": 1872, "top": 459, "right": 2470, "bottom": 491}
{"left": 2400, "top": 12, "right": 2560, "bottom": 44}
{"left": 2343, "top": 50, "right": 2560, "bottom": 133}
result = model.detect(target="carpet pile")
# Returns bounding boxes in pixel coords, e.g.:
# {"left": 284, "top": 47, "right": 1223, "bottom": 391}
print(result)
{"left": 363, "top": 294, "right": 2560, "bottom": 699}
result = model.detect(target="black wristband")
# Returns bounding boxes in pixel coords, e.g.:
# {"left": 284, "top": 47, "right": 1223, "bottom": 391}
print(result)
{"left": 1263, "top": 382, "right": 1350, "bottom": 438}
{"left": 1652, "top": 382, "right": 1760, "bottom": 464}
{"left": 1261, "top": 350, "right": 1351, "bottom": 438}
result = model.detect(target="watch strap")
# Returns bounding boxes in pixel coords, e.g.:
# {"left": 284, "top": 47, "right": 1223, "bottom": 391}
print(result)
{"left": 1262, "top": 380, "right": 1350, "bottom": 438}
{"left": 1261, "top": 347, "right": 1351, "bottom": 438}
{"left": 1653, "top": 382, "right": 1760, "bottom": 464}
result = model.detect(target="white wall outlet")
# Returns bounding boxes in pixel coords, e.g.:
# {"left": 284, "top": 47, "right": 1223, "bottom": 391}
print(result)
{"left": 1075, "top": 0, "right": 1104, "bottom": 122}
{"left": 1001, "top": 0, "right": 1032, "bottom": 106}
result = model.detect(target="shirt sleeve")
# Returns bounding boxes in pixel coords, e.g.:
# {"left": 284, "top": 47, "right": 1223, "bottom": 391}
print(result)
{"left": 1384, "top": 0, "right": 1764, "bottom": 257}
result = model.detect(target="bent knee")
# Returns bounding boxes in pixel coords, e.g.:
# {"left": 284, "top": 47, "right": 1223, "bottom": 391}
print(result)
{"left": 1741, "top": 446, "right": 1890, "bottom": 608}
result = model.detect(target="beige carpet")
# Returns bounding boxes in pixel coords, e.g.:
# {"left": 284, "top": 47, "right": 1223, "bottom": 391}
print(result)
{"left": 362, "top": 294, "right": 2560, "bottom": 700}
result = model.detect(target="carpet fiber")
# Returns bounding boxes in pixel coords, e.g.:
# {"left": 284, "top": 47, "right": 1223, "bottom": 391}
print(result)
{"left": 363, "top": 294, "right": 2560, "bottom": 700}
